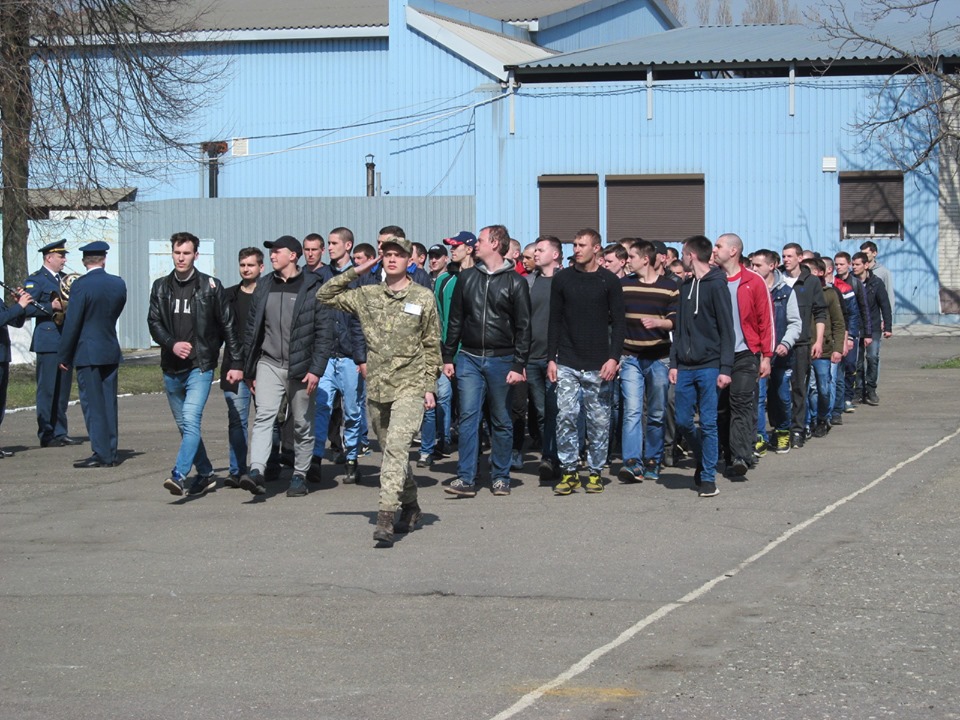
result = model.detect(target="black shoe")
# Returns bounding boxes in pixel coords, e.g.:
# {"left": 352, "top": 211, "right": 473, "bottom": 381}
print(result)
{"left": 394, "top": 502, "right": 423, "bottom": 534}
{"left": 187, "top": 474, "right": 216, "bottom": 496}
{"left": 73, "top": 456, "right": 112, "bottom": 469}
{"left": 830, "top": 414, "right": 843, "bottom": 426}
{"left": 728, "top": 457, "right": 749, "bottom": 477}
{"left": 307, "top": 457, "right": 323, "bottom": 483}
{"left": 0, "top": 447, "right": 12, "bottom": 458}
{"left": 286, "top": 473, "right": 308, "bottom": 497}
{"left": 812, "top": 421, "right": 830, "bottom": 438}
{"left": 343, "top": 460, "right": 359, "bottom": 484}
{"left": 538, "top": 458, "right": 556, "bottom": 483}
{"left": 55, "top": 436, "right": 82, "bottom": 447}
{"left": 240, "top": 469, "right": 267, "bottom": 495}
{"left": 865, "top": 391, "right": 879, "bottom": 406}
{"left": 790, "top": 431, "right": 805, "bottom": 449}
{"left": 224, "top": 474, "right": 242, "bottom": 489}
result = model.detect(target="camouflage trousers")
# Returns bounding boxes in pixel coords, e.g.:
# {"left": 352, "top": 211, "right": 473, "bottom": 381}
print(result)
{"left": 367, "top": 395, "right": 425, "bottom": 512}
{"left": 555, "top": 365, "right": 612, "bottom": 473}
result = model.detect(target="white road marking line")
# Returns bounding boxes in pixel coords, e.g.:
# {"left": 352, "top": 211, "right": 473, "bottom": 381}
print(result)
{"left": 489, "top": 426, "right": 960, "bottom": 720}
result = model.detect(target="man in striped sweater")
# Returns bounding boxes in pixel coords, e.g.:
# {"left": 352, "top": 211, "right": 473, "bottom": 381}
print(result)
{"left": 712, "top": 234, "right": 774, "bottom": 477}
{"left": 617, "top": 240, "right": 678, "bottom": 484}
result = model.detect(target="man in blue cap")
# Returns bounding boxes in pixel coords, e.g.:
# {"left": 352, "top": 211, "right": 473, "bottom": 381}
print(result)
{"left": 23, "top": 240, "right": 81, "bottom": 447}
{"left": 57, "top": 241, "right": 127, "bottom": 467}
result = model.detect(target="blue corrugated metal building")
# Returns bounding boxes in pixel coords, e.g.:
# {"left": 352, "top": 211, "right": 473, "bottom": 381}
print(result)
{"left": 118, "top": 0, "right": 959, "bottom": 324}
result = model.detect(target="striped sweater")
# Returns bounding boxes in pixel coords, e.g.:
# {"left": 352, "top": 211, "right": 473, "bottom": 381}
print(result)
{"left": 620, "top": 274, "right": 679, "bottom": 360}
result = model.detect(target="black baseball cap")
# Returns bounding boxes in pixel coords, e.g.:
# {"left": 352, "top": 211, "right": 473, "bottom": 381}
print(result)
{"left": 264, "top": 235, "right": 303, "bottom": 257}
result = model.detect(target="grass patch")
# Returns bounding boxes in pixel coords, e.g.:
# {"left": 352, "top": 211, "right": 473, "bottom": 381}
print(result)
{"left": 6, "top": 363, "right": 166, "bottom": 409}
{"left": 923, "top": 356, "right": 960, "bottom": 369}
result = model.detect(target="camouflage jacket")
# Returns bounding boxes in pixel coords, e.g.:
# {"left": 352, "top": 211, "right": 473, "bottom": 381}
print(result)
{"left": 316, "top": 267, "right": 442, "bottom": 403}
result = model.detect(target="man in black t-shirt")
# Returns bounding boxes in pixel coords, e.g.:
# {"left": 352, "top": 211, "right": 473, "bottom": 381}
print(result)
{"left": 548, "top": 229, "right": 625, "bottom": 496}
{"left": 148, "top": 232, "right": 243, "bottom": 497}
{"left": 220, "top": 248, "right": 263, "bottom": 488}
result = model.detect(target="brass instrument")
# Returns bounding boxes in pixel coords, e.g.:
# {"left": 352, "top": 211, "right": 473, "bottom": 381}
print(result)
{"left": 52, "top": 273, "right": 81, "bottom": 326}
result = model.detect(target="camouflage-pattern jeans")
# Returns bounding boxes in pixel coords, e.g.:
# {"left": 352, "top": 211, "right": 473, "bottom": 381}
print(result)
{"left": 555, "top": 365, "right": 612, "bottom": 473}
{"left": 367, "top": 395, "right": 425, "bottom": 512}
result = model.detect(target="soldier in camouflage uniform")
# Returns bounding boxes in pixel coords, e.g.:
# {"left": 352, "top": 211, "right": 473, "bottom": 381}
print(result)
{"left": 316, "top": 235, "right": 442, "bottom": 547}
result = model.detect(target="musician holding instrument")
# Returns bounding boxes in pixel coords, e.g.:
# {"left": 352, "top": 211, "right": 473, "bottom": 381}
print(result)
{"left": 23, "top": 240, "right": 81, "bottom": 448}
{"left": 1, "top": 284, "right": 34, "bottom": 457}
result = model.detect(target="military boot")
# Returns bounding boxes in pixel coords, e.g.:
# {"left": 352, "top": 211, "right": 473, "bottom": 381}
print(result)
{"left": 394, "top": 502, "right": 423, "bottom": 534}
{"left": 373, "top": 510, "right": 396, "bottom": 547}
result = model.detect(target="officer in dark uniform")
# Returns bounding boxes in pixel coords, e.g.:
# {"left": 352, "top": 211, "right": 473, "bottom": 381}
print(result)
{"left": 57, "top": 241, "right": 127, "bottom": 468}
{"left": 23, "top": 240, "right": 80, "bottom": 447}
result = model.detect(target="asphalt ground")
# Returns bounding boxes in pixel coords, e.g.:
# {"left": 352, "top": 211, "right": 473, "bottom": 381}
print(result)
{"left": 1, "top": 336, "right": 959, "bottom": 720}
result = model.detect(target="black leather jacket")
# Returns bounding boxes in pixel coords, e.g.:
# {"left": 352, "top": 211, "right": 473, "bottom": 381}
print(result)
{"left": 441, "top": 259, "right": 532, "bottom": 373}
{"left": 148, "top": 271, "right": 241, "bottom": 373}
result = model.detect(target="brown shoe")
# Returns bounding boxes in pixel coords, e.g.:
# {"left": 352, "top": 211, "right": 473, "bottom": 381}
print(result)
{"left": 394, "top": 502, "right": 423, "bottom": 534}
{"left": 374, "top": 510, "right": 396, "bottom": 547}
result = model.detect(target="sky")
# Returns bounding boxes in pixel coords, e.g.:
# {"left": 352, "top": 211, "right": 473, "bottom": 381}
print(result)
{"left": 672, "top": 0, "right": 840, "bottom": 25}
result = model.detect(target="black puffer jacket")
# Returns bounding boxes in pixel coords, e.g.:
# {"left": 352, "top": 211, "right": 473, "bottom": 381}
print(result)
{"left": 242, "top": 271, "right": 333, "bottom": 381}
{"left": 441, "top": 259, "right": 531, "bottom": 373}
{"left": 148, "top": 271, "right": 241, "bottom": 373}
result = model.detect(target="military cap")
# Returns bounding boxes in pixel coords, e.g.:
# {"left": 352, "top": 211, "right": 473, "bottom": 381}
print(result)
{"left": 79, "top": 241, "right": 110, "bottom": 255}
{"left": 380, "top": 235, "right": 412, "bottom": 256}
{"left": 39, "top": 240, "right": 68, "bottom": 255}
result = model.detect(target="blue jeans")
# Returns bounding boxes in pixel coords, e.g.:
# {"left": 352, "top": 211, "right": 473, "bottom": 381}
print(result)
{"left": 526, "top": 359, "right": 557, "bottom": 462}
{"left": 314, "top": 357, "right": 362, "bottom": 461}
{"left": 763, "top": 362, "right": 792, "bottom": 436}
{"left": 674, "top": 367, "right": 720, "bottom": 484}
{"left": 620, "top": 355, "right": 669, "bottom": 463}
{"left": 808, "top": 358, "right": 834, "bottom": 424}
{"left": 223, "top": 382, "right": 251, "bottom": 476}
{"left": 455, "top": 352, "right": 514, "bottom": 485}
{"left": 420, "top": 373, "right": 453, "bottom": 456}
{"left": 163, "top": 368, "right": 214, "bottom": 478}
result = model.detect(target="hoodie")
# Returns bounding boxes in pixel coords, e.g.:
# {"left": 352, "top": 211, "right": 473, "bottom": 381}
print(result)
{"left": 670, "top": 266, "right": 735, "bottom": 376}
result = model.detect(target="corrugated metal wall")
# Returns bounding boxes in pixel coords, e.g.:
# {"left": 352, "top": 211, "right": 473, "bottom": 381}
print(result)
{"left": 473, "top": 76, "right": 942, "bottom": 321}
{"left": 118, "top": 195, "right": 474, "bottom": 349}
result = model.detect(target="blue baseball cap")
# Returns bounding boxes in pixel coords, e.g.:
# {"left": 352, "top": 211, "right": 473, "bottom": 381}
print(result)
{"left": 443, "top": 231, "right": 477, "bottom": 247}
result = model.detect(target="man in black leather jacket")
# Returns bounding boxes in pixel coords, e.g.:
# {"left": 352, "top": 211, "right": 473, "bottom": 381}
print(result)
{"left": 148, "top": 232, "right": 243, "bottom": 498}
{"left": 441, "top": 224, "right": 531, "bottom": 497}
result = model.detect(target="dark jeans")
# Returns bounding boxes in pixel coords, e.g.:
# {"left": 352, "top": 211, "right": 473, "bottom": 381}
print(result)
{"left": 526, "top": 359, "right": 557, "bottom": 463}
{"left": 718, "top": 350, "right": 760, "bottom": 463}
{"left": 790, "top": 344, "right": 811, "bottom": 435}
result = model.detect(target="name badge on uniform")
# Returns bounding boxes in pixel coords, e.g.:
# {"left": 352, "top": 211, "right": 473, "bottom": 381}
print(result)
{"left": 403, "top": 303, "right": 422, "bottom": 316}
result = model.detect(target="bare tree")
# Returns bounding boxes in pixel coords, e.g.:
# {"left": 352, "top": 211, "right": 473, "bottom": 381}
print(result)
{"left": 715, "top": 0, "right": 733, "bottom": 26}
{"left": 743, "top": 0, "right": 800, "bottom": 24}
{"left": 0, "top": 0, "right": 225, "bottom": 290}
{"left": 811, "top": 0, "right": 960, "bottom": 171}
{"left": 696, "top": 0, "right": 712, "bottom": 26}
{"left": 662, "top": 0, "right": 687, "bottom": 25}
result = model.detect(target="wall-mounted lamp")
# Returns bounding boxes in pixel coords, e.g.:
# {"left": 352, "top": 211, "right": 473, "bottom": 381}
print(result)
{"left": 365, "top": 154, "right": 376, "bottom": 197}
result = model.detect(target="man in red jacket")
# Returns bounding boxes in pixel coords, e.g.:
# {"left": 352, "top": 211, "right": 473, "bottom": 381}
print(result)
{"left": 712, "top": 234, "right": 774, "bottom": 477}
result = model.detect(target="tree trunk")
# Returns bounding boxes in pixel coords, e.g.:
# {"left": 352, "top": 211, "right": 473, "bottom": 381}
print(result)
{"left": 0, "top": 0, "right": 33, "bottom": 289}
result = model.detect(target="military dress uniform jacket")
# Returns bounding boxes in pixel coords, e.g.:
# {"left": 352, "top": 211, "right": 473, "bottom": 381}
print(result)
{"left": 0, "top": 299, "right": 27, "bottom": 363}
{"left": 22, "top": 267, "right": 63, "bottom": 352}
{"left": 316, "top": 267, "right": 441, "bottom": 404}
{"left": 57, "top": 268, "right": 127, "bottom": 368}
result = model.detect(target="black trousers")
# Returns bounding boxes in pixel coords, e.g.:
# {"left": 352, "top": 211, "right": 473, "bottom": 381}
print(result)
{"left": 718, "top": 350, "right": 760, "bottom": 463}
{"left": 790, "top": 345, "right": 811, "bottom": 434}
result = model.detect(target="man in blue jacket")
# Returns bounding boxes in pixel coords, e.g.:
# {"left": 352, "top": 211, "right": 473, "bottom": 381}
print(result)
{"left": 669, "top": 235, "right": 734, "bottom": 498}
{"left": 57, "top": 242, "right": 127, "bottom": 468}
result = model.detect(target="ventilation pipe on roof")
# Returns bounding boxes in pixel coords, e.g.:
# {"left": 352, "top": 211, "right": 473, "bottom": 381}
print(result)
{"left": 365, "top": 154, "right": 376, "bottom": 197}
{"left": 508, "top": 70, "right": 517, "bottom": 135}
{"left": 201, "top": 141, "right": 228, "bottom": 198}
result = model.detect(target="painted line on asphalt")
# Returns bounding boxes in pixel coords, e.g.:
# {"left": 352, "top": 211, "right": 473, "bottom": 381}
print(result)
{"left": 489, "top": 425, "right": 960, "bottom": 720}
